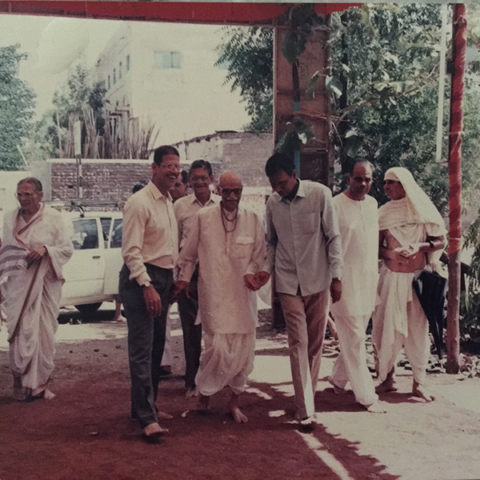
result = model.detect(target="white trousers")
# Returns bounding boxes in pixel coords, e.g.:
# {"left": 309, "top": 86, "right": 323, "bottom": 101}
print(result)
{"left": 195, "top": 333, "right": 255, "bottom": 396}
{"left": 279, "top": 290, "right": 330, "bottom": 419}
{"left": 374, "top": 289, "right": 430, "bottom": 385}
{"left": 331, "top": 314, "right": 378, "bottom": 406}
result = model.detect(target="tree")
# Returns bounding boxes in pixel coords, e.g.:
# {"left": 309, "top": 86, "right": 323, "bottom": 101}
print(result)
{"left": 216, "top": 26, "right": 273, "bottom": 132}
{"left": 217, "top": 5, "right": 480, "bottom": 212}
{"left": 0, "top": 44, "right": 36, "bottom": 170}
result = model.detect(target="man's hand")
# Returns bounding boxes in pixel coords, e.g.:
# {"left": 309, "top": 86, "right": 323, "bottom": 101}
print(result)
{"left": 244, "top": 274, "right": 258, "bottom": 291}
{"left": 330, "top": 278, "right": 342, "bottom": 304}
{"left": 172, "top": 280, "right": 190, "bottom": 301}
{"left": 254, "top": 271, "right": 270, "bottom": 289}
{"left": 143, "top": 285, "right": 162, "bottom": 317}
{"left": 25, "top": 246, "right": 47, "bottom": 264}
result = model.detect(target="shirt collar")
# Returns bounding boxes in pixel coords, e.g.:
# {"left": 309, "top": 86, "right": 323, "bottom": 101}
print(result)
{"left": 272, "top": 179, "right": 306, "bottom": 203}
{"left": 147, "top": 181, "right": 171, "bottom": 202}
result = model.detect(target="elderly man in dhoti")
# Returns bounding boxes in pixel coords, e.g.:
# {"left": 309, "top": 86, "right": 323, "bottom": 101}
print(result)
{"left": 174, "top": 172, "right": 265, "bottom": 423}
{"left": 372, "top": 167, "right": 445, "bottom": 402}
{"left": 329, "top": 160, "right": 385, "bottom": 413}
{"left": 0, "top": 177, "right": 73, "bottom": 401}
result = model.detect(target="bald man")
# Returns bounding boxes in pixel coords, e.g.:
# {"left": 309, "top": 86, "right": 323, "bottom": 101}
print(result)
{"left": 174, "top": 172, "right": 265, "bottom": 423}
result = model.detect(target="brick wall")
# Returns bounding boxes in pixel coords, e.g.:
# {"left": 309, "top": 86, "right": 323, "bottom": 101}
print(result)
{"left": 31, "top": 132, "right": 274, "bottom": 206}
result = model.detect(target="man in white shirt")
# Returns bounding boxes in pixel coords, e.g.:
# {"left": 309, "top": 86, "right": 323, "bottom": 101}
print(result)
{"left": 119, "top": 145, "right": 180, "bottom": 443}
{"left": 173, "top": 160, "right": 220, "bottom": 396}
{"left": 256, "top": 153, "right": 343, "bottom": 425}
{"left": 175, "top": 172, "right": 265, "bottom": 423}
{"left": 329, "top": 161, "right": 385, "bottom": 413}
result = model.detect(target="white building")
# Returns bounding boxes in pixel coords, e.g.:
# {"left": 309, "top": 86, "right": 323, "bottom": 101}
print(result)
{"left": 95, "top": 22, "right": 251, "bottom": 146}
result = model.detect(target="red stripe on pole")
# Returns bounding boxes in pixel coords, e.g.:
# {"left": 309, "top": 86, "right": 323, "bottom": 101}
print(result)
{"left": 448, "top": 4, "right": 466, "bottom": 256}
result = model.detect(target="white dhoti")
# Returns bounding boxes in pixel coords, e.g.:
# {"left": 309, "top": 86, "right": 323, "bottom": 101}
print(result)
{"left": 331, "top": 314, "right": 378, "bottom": 406}
{"left": 195, "top": 333, "right": 255, "bottom": 396}
{"left": 372, "top": 267, "right": 430, "bottom": 385}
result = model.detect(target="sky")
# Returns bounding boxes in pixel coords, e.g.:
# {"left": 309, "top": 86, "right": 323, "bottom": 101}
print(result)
{"left": 0, "top": 14, "right": 122, "bottom": 118}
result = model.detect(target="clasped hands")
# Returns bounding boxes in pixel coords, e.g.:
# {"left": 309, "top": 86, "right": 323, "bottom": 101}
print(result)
{"left": 393, "top": 243, "right": 421, "bottom": 260}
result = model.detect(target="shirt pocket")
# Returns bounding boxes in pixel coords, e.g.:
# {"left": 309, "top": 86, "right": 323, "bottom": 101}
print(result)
{"left": 299, "top": 212, "right": 318, "bottom": 234}
{"left": 234, "top": 236, "right": 254, "bottom": 258}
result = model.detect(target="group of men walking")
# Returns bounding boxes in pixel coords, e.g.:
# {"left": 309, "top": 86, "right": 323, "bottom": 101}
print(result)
{"left": 118, "top": 145, "right": 446, "bottom": 442}
{"left": 0, "top": 144, "right": 446, "bottom": 445}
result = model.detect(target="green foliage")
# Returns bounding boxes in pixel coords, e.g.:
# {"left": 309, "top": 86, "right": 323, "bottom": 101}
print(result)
{"left": 38, "top": 62, "right": 106, "bottom": 158}
{"left": 216, "top": 26, "right": 273, "bottom": 132}
{"left": 0, "top": 44, "right": 35, "bottom": 170}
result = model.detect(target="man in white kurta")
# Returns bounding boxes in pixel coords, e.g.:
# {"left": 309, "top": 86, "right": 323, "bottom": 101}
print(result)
{"left": 0, "top": 178, "right": 73, "bottom": 401}
{"left": 175, "top": 172, "right": 265, "bottom": 423}
{"left": 372, "top": 167, "right": 445, "bottom": 402}
{"left": 329, "top": 161, "right": 384, "bottom": 413}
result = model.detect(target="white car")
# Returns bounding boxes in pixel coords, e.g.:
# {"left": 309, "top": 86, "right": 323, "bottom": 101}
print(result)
{"left": 60, "top": 211, "right": 123, "bottom": 314}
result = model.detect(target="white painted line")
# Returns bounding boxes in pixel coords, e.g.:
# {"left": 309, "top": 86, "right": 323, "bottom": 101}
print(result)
{"left": 297, "top": 431, "right": 355, "bottom": 480}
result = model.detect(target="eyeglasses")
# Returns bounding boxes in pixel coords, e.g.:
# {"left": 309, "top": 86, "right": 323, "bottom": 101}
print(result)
{"left": 15, "top": 192, "right": 36, "bottom": 199}
{"left": 159, "top": 163, "right": 180, "bottom": 172}
{"left": 221, "top": 188, "right": 243, "bottom": 196}
{"left": 190, "top": 175, "right": 209, "bottom": 183}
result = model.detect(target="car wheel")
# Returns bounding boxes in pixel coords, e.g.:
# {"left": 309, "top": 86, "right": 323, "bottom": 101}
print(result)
{"left": 75, "top": 302, "right": 103, "bottom": 314}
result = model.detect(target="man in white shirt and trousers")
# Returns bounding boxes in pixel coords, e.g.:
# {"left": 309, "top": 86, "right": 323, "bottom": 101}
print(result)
{"left": 329, "top": 160, "right": 385, "bottom": 413}
{"left": 174, "top": 172, "right": 265, "bottom": 423}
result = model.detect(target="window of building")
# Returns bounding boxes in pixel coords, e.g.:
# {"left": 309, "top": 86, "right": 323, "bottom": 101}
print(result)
{"left": 119, "top": 61, "right": 122, "bottom": 79}
{"left": 108, "top": 75, "right": 111, "bottom": 90}
{"left": 153, "top": 51, "right": 181, "bottom": 69}
{"left": 126, "top": 54, "right": 130, "bottom": 71}
{"left": 113, "top": 68, "right": 116, "bottom": 84}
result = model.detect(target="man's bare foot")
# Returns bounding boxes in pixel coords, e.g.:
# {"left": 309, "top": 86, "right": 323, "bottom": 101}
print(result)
{"left": 142, "top": 422, "right": 168, "bottom": 444}
{"left": 412, "top": 383, "right": 435, "bottom": 402}
{"left": 157, "top": 411, "right": 173, "bottom": 420}
{"left": 365, "top": 401, "right": 386, "bottom": 413}
{"left": 112, "top": 314, "right": 126, "bottom": 323}
{"left": 328, "top": 377, "right": 347, "bottom": 395}
{"left": 197, "top": 394, "right": 210, "bottom": 412}
{"left": 185, "top": 387, "right": 198, "bottom": 398}
{"left": 43, "top": 388, "right": 56, "bottom": 400}
{"left": 376, "top": 378, "right": 398, "bottom": 393}
{"left": 228, "top": 393, "right": 248, "bottom": 423}
{"left": 229, "top": 406, "right": 248, "bottom": 423}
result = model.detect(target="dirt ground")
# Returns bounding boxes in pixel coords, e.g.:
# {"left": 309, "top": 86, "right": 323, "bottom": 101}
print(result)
{"left": 1, "top": 306, "right": 480, "bottom": 480}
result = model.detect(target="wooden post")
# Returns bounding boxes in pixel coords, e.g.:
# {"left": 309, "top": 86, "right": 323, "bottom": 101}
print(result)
{"left": 271, "top": 19, "right": 332, "bottom": 328}
{"left": 446, "top": 4, "right": 467, "bottom": 374}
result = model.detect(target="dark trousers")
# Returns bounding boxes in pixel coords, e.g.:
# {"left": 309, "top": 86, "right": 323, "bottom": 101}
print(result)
{"left": 177, "top": 267, "right": 202, "bottom": 389}
{"left": 119, "top": 263, "right": 173, "bottom": 429}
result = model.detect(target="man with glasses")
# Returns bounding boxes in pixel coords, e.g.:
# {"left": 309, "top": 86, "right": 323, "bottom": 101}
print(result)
{"left": 328, "top": 160, "right": 385, "bottom": 413}
{"left": 173, "top": 160, "right": 220, "bottom": 396}
{"left": 119, "top": 145, "right": 180, "bottom": 443}
{"left": 174, "top": 172, "right": 265, "bottom": 423}
{"left": 255, "top": 153, "right": 343, "bottom": 426}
